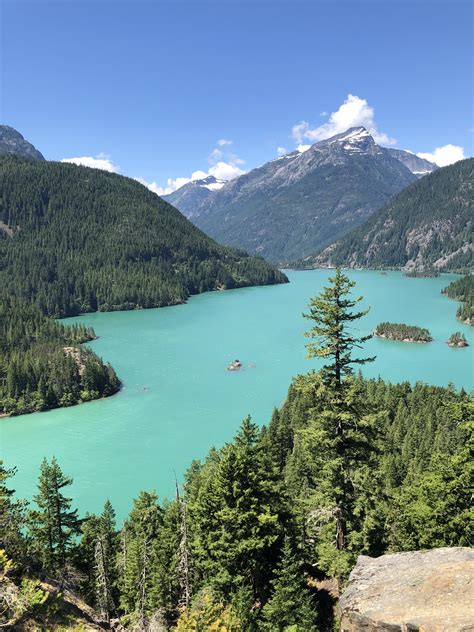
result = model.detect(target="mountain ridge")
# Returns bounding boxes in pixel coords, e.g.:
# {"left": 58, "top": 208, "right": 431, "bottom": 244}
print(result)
{"left": 165, "top": 127, "right": 432, "bottom": 263}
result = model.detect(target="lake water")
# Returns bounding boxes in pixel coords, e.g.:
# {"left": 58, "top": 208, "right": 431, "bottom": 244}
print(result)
{"left": 1, "top": 270, "right": 472, "bottom": 520}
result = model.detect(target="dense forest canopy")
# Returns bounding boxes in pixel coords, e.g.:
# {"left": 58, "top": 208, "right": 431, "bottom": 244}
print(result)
{"left": 0, "top": 299, "right": 120, "bottom": 415}
{"left": 0, "top": 156, "right": 287, "bottom": 318}
{"left": 1, "top": 272, "right": 471, "bottom": 630}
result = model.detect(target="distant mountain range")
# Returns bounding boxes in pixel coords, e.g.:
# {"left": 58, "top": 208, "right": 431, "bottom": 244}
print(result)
{"left": 0, "top": 125, "right": 45, "bottom": 160}
{"left": 164, "top": 127, "right": 437, "bottom": 263}
{"left": 385, "top": 147, "right": 437, "bottom": 178}
{"left": 165, "top": 175, "right": 226, "bottom": 218}
{"left": 301, "top": 159, "right": 473, "bottom": 273}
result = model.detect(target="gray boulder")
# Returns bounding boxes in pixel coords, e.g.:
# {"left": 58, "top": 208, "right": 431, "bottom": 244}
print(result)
{"left": 339, "top": 547, "right": 474, "bottom": 631}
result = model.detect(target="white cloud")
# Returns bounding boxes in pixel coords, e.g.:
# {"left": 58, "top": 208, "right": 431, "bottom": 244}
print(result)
{"left": 136, "top": 170, "right": 209, "bottom": 196}
{"left": 292, "top": 94, "right": 396, "bottom": 147}
{"left": 61, "top": 152, "right": 120, "bottom": 173}
{"left": 136, "top": 138, "right": 247, "bottom": 197}
{"left": 208, "top": 161, "right": 245, "bottom": 181}
{"left": 297, "top": 144, "right": 311, "bottom": 153}
{"left": 417, "top": 144, "right": 465, "bottom": 167}
{"left": 277, "top": 146, "right": 287, "bottom": 156}
{"left": 209, "top": 148, "right": 223, "bottom": 163}
{"left": 138, "top": 140, "right": 247, "bottom": 196}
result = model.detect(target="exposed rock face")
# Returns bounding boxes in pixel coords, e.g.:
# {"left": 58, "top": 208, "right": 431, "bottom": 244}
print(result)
{"left": 386, "top": 147, "right": 437, "bottom": 177}
{"left": 0, "top": 125, "right": 45, "bottom": 159}
{"left": 339, "top": 548, "right": 474, "bottom": 632}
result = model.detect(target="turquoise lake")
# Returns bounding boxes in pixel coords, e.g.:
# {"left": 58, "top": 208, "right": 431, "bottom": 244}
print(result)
{"left": 1, "top": 270, "right": 473, "bottom": 520}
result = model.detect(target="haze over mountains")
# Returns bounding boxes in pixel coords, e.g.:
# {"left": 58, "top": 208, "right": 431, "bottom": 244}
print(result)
{"left": 164, "top": 127, "right": 437, "bottom": 263}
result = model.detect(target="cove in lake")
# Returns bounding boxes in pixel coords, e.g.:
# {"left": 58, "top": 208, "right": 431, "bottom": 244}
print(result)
{"left": 2, "top": 270, "right": 473, "bottom": 520}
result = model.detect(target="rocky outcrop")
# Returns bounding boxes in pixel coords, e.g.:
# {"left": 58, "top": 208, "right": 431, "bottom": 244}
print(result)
{"left": 0, "top": 125, "right": 45, "bottom": 160}
{"left": 339, "top": 547, "right": 474, "bottom": 632}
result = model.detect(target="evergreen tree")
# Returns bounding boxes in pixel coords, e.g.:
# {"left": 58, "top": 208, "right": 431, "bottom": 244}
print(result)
{"left": 259, "top": 538, "right": 317, "bottom": 632}
{"left": 389, "top": 401, "right": 473, "bottom": 551}
{"left": 303, "top": 268, "right": 375, "bottom": 390}
{"left": 29, "top": 457, "right": 81, "bottom": 573}
{"left": 288, "top": 270, "right": 380, "bottom": 577}
{"left": 189, "top": 417, "right": 284, "bottom": 602}
{"left": 119, "top": 491, "right": 163, "bottom": 627}
{"left": 90, "top": 500, "right": 119, "bottom": 622}
{"left": 0, "top": 461, "right": 27, "bottom": 561}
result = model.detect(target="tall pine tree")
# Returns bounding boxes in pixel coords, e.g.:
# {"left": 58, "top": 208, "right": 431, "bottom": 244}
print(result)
{"left": 287, "top": 269, "right": 381, "bottom": 578}
{"left": 29, "top": 457, "right": 81, "bottom": 573}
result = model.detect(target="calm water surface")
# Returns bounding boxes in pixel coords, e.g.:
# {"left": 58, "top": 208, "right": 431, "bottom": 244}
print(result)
{"left": 2, "top": 270, "right": 473, "bottom": 519}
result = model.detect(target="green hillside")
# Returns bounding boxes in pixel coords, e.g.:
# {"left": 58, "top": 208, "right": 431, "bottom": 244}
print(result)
{"left": 302, "top": 159, "right": 474, "bottom": 272}
{"left": 0, "top": 157, "right": 286, "bottom": 414}
{"left": 0, "top": 157, "right": 287, "bottom": 317}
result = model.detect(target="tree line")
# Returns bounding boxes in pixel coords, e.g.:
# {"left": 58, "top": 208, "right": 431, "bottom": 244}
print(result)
{"left": 1, "top": 270, "right": 471, "bottom": 630}
{"left": 0, "top": 298, "right": 120, "bottom": 415}
{"left": 443, "top": 274, "right": 473, "bottom": 325}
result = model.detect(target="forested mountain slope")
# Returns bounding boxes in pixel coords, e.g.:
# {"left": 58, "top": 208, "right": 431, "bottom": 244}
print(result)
{"left": 302, "top": 159, "right": 474, "bottom": 272}
{"left": 0, "top": 156, "right": 287, "bottom": 318}
{"left": 0, "top": 156, "right": 286, "bottom": 415}
{"left": 166, "top": 127, "right": 419, "bottom": 263}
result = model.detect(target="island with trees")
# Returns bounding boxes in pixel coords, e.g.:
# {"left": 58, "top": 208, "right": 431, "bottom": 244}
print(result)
{"left": 442, "top": 274, "right": 473, "bottom": 325}
{"left": 447, "top": 332, "right": 469, "bottom": 347}
{"left": 1, "top": 270, "right": 470, "bottom": 631}
{"left": 374, "top": 322, "right": 433, "bottom": 343}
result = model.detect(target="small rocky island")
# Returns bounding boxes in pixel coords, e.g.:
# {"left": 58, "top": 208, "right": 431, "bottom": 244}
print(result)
{"left": 374, "top": 322, "right": 433, "bottom": 343}
{"left": 227, "top": 359, "right": 242, "bottom": 371}
{"left": 447, "top": 331, "right": 469, "bottom": 347}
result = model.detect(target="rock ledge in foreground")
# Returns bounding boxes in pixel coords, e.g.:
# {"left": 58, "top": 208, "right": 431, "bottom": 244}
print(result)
{"left": 339, "top": 547, "right": 474, "bottom": 632}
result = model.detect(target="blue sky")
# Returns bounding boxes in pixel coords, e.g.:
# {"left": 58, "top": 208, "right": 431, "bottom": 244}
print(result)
{"left": 2, "top": 0, "right": 472, "bottom": 193}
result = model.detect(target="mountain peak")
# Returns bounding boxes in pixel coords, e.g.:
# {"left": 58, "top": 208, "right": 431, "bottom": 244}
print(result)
{"left": 328, "top": 126, "right": 373, "bottom": 145}
{"left": 0, "top": 125, "right": 45, "bottom": 160}
{"left": 193, "top": 174, "right": 226, "bottom": 191}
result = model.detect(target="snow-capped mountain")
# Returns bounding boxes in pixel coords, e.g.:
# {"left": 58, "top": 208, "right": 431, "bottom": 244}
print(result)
{"left": 163, "top": 175, "right": 226, "bottom": 218}
{"left": 168, "top": 127, "right": 420, "bottom": 263}
{"left": 386, "top": 148, "right": 437, "bottom": 177}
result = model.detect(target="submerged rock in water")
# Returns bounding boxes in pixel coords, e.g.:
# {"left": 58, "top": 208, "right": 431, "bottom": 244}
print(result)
{"left": 339, "top": 547, "right": 474, "bottom": 631}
